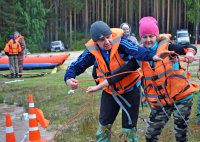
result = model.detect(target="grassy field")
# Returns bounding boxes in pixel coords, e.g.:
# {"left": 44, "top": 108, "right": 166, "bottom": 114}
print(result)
{"left": 0, "top": 67, "right": 200, "bottom": 142}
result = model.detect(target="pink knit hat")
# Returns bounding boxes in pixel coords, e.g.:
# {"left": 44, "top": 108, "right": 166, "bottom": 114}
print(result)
{"left": 139, "top": 16, "right": 159, "bottom": 38}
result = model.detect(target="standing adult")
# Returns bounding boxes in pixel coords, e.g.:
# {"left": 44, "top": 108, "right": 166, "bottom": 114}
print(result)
{"left": 64, "top": 21, "right": 173, "bottom": 142}
{"left": 4, "top": 35, "right": 22, "bottom": 78}
{"left": 120, "top": 23, "right": 139, "bottom": 45}
{"left": 14, "top": 31, "right": 26, "bottom": 77}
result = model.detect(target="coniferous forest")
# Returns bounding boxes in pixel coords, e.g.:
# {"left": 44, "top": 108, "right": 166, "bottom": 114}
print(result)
{"left": 0, "top": 0, "right": 199, "bottom": 52}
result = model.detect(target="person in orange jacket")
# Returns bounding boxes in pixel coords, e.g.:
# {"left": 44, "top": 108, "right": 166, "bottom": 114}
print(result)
{"left": 14, "top": 31, "right": 26, "bottom": 77}
{"left": 4, "top": 35, "right": 22, "bottom": 78}
{"left": 87, "top": 17, "right": 198, "bottom": 142}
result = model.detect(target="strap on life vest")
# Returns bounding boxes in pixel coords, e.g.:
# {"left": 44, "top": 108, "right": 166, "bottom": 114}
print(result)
{"left": 173, "top": 103, "right": 189, "bottom": 127}
{"left": 109, "top": 87, "right": 132, "bottom": 125}
{"left": 143, "top": 83, "right": 170, "bottom": 119}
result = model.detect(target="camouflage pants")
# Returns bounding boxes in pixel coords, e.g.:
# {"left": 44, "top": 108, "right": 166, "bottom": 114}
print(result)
{"left": 146, "top": 98, "right": 193, "bottom": 142}
{"left": 18, "top": 53, "right": 24, "bottom": 73}
{"left": 9, "top": 55, "right": 19, "bottom": 75}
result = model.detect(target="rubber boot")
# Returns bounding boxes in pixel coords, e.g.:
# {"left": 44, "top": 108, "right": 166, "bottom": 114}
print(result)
{"left": 96, "top": 124, "right": 112, "bottom": 142}
{"left": 122, "top": 127, "right": 139, "bottom": 142}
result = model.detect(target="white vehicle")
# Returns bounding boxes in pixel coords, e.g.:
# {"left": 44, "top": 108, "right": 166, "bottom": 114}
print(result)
{"left": 50, "top": 40, "right": 65, "bottom": 52}
{"left": 175, "top": 29, "right": 191, "bottom": 45}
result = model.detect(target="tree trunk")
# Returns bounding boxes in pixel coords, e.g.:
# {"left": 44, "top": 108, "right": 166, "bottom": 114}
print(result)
{"left": 161, "top": 0, "right": 165, "bottom": 33}
{"left": 64, "top": 4, "right": 68, "bottom": 43}
{"left": 116, "top": 0, "right": 119, "bottom": 26}
{"left": 69, "top": 3, "right": 72, "bottom": 48}
{"left": 167, "top": 0, "right": 170, "bottom": 33}
{"left": 139, "top": 0, "right": 141, "bottom": 20}
{"left": 54, "top": 0, "right": 58, "bottom": 40}
{"left": 84, "top": 0, "right": 89, "bottom": 39}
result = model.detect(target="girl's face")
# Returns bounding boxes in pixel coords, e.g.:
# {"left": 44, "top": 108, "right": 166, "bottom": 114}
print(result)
{"left": 141, "top": 34, "right": 157, "bottom": 48}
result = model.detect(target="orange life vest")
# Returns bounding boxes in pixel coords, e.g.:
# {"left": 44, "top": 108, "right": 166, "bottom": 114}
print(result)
{"left": 86, "top": 28, "right": 142, "bottom": 95}
{"left": 141, "top": 38, "right": 198, "bottom": 107}
{"left": 4, "top": 39, "right": 21, "bottom": 55}
{"left": 15, "top": 35, "right": 24, "bottom": 43}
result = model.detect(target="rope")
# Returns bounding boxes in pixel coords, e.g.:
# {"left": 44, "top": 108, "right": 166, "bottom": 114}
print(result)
{"left": 48, "top": 87, "right": 94, "bottom": 142}
{"left": 47, "top": 54, "right": 198, "bottom": 141}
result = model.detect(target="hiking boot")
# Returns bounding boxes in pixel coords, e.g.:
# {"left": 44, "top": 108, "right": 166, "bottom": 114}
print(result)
{"left": 15, "top": 74, "right": 19, "bottom": 78}
{"left": 8, "top": 74, "right": 14, "bottom": 79}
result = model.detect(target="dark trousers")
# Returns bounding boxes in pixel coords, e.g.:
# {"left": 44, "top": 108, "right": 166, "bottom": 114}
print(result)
{"left": 99, "top": 87, "right": 141, "bottom": 129}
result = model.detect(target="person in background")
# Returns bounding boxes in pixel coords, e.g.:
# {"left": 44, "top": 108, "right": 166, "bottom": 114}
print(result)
{"left": 120, "top": 22, "right": 139, "bottom": 45}
{"left": 64, "top": 20, "right": 173, "bottom": 142}
{"left": 4, "top": 35, "right": 22, "bottom": 78}
{"left": 87, "top": 17, "right": 198, "bottom": 142}
{"left": 14, "top": 31, "right": 26, "bottom": 77}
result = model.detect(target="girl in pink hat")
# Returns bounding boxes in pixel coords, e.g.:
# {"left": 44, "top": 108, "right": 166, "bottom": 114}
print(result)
{"left": 87, "top": 16, "right": 198, "bottom": 142}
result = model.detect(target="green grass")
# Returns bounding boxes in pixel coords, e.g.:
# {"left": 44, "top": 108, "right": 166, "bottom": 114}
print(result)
{"left": 0, "top": 69, "right": 200, "bottom": 141}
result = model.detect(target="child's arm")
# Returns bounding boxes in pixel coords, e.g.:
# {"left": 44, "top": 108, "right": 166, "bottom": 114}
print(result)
{"left": 86, "top": 79, "right": 109, "bottom": 93}
{"left": 86, "top": 58, "right": 140, "bottom": 93}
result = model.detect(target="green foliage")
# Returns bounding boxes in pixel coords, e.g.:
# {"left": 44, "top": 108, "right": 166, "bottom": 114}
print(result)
{"left": 21, "top": 0, "right": 47, "bottom": 51}
{"left": 70, "top": 38, "right": 88, "bottom": 51}
{"left": 0, "top": 36, "right": 4, "bottom": 51}
{"left": 184, "top": 0, "right": 200, "bottom": 23}
{"left": 0, "top": 0, "right": 47, "bottom": 52}
{"left": 63, "top": 0, "right": 84, "bottom": 12}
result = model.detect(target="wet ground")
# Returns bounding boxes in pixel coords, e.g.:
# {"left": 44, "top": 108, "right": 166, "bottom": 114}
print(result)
{"left": 0, "top": 104, "right": 54, "bottom": 142}
{"left": 0, "top": 51, "right": 83, "bottom": 142}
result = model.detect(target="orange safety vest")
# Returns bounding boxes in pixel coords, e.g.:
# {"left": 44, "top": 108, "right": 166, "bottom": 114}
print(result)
{"left": 15, "top": 35, "right": 25, "bottom": 49}
{"left": 141, "top": 38, "right": 198, "bottom": 107}
{"left": 4, "top": 39, "right": 21, "bottom": 55}
{"left": 86, "top": 28, "right": 142, "bottom": 95}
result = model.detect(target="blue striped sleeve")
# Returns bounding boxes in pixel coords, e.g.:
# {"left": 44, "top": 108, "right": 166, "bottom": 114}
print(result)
{"left": 120, "top": 37, "right": 155, "bottom": 61}
{"left": 64, "top": 50, "right": 95, "bottom": 81}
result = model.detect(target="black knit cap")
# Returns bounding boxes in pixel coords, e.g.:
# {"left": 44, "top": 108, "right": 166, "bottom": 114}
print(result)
{"left": 90, "top": 21, "right": 112, "bottom": 42}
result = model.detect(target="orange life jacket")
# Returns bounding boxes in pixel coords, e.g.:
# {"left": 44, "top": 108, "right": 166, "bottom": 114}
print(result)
{"left": 15, "top": 35, "right": 25, "bottom": 49}
{"left": 4, "top": 39, "right": 21, "bottom": 55}
{"left": 86, "top": 28, "right": 142, "bottom": 95}
{"left": 141, "top": 38, "right": 198, "bottom": 107}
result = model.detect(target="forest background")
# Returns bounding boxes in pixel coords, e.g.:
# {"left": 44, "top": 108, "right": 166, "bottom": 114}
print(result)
{"left": 0, "top": 0, "right": 200, "bottom": 52}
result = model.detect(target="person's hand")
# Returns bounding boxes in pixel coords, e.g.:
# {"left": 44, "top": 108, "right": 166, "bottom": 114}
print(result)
{"left": 86, "top": 86, "right": 100, "bottom": 94}
{"left": 183, "top": 52, "right": 195, "bottom": 63}
{"left": 153, "top": 50, "right": 175, "bottom": 61}
{"left": 66, "top": 78, "right": 79, "bottom": 90}
{"left": 157, "top": 34, "right": 171, "bottom": 42}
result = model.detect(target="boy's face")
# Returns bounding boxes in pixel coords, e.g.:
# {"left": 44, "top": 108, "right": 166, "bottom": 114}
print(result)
{"left": 141, "top": 34, "right": 157, "bottom": 48}
{"left": 96, "top": 34, "right": 113, "bottom": 50}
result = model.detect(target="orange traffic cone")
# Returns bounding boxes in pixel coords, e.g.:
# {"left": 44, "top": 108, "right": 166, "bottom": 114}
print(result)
{"left": 35, "top": 108, "right": 50, "bottom": 129}
{"left": 5, "top": 114, "right": 16, "bottom": 142}
{"left": 27, "top": 94, "right": 46, "bottom": 142}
